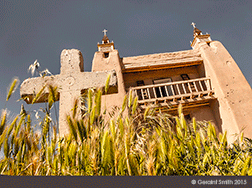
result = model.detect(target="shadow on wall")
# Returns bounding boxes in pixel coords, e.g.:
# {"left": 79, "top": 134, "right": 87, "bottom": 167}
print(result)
{"left": 210, "top": 99, "right": 223, "bottom": 134}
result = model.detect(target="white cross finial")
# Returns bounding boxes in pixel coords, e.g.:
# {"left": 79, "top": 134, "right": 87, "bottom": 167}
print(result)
{"left": 191, "top": 22, "right": 196, "bottom": 28}
{"left": 102, "top": 29, "right": 108, "bottom": 36}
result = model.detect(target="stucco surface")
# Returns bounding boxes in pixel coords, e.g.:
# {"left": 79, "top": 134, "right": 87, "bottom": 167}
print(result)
{"left": 196, "top": 40, "right": 252, "bottom": 142}
{"left": 20, "top": 49, "right": 117, "bottom": 136}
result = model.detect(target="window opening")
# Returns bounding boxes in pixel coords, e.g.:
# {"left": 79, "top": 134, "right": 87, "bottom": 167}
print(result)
{"left": 104, "top": 52, "right": 109, "bottom": 58}
{"left": 180, "top": 74, "right": 197, "bottom": 93}
{"left": 153, "top": 77, "right": 173, "bottom": 98}
{"left": 136, "top": 80, "right": 148, "bottom": 100}
{"left": 136, "top": 80, "right": 145, "bottom": 86}
{"left": 181, "top": 74, "right": 190, "bottom": 80}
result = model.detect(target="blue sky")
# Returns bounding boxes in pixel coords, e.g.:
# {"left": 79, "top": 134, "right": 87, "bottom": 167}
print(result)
{"left": 1, "top": 0, "right": 252, "bottom": 118}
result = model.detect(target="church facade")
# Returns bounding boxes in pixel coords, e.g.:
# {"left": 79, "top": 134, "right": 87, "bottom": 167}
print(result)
{"left": 20, "top": 24, "right": 252, "bottom": 142}
{"left": 92, "top": 25, "right": 252, "bottom": 142}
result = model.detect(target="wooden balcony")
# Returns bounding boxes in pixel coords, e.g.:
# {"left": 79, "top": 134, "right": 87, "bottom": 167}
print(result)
{"left": 130, "top": 78, "right": 216, "bottom": 112}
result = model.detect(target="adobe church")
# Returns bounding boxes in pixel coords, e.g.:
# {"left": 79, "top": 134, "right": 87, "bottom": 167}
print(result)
{"left": 20, "top": 23, "right": 252, "bottom": 142}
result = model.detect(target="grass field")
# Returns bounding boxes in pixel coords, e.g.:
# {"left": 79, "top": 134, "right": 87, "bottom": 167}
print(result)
{"left": 0, "top": 79, "right": 252, "bottom": 175}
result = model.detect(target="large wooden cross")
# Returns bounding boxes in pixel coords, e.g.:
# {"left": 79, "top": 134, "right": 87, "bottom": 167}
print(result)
{"left": 20, "top": 49, "right": 117, "bottom": 136}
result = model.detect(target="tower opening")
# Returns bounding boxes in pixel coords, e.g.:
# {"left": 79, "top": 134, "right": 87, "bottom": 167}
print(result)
{"left": 104, "top": 52, "right": 109, "bottom": 58}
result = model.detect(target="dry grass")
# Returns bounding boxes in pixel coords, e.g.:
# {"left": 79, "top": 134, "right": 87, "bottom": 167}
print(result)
{"left": 0, "top": 80, "right": 252, "bottom": 176}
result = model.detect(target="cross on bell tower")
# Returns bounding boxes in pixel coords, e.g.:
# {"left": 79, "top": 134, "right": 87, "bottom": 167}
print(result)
{"left": 102, "top": 29, "right": 108, "bottom": 36}
{"left": 191, "top": 22, "right": 202, "bottom": 37}
{"left": 190, "top": 22, "right": 212, "bottom": 49}
{"left": 97, "top": 29, "right": 115, "bottom": 53}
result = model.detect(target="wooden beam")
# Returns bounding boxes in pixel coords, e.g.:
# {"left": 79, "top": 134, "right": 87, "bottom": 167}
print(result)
{"left": 122, "top": 60, "right": 203, "bottom": 73}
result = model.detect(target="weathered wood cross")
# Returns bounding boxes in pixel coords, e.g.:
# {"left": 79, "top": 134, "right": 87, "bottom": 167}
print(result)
{"left": 20, "top": 49, "right": 117, "bottom": 136}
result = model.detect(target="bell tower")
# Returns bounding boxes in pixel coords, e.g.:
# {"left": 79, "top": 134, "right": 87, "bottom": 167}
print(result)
{"left": 191, "top": 22, "right": 252, "bottom": 142}
{"left": 97, "top": 29, "right": 115, "bottom": 58}
{"left": 190, "top": 22, "right": 212, "bottom": 49}
{"left": 92, "top": 29, "right": 126, "bottom": 111}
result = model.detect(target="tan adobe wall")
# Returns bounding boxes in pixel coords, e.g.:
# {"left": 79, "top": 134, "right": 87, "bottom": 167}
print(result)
{"left": 190, "top": 105, "right": 218, "bottom": 132}
{"left": 196, "top": 41, "right": 252, "bottom": 142}
{"left": 92, "top": 50, "right": 126, "bottom": 113}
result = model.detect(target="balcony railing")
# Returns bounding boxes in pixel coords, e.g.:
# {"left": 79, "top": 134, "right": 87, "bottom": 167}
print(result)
{"left": 130, "top": 78, "right": 215, "bottom": 105}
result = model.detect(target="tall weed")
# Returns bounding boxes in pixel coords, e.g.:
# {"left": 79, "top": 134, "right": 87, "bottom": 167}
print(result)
{"left": 0, "top": 82, "right": 252, "bottom": 175}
